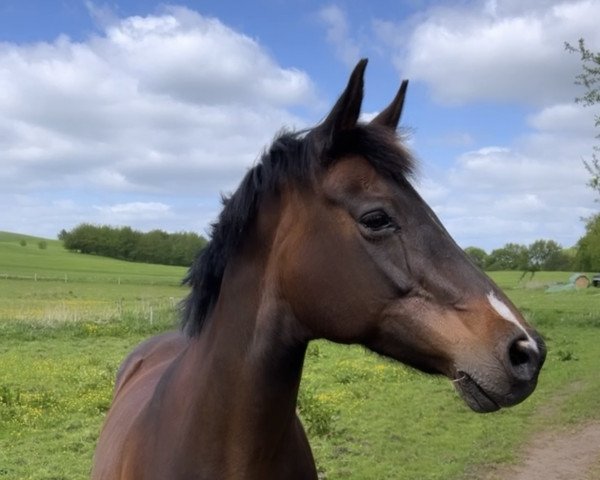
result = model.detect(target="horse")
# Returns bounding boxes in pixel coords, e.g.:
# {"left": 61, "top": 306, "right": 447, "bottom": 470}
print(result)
{"left": 91, "top": 59, "right": 546, "bottom": 479}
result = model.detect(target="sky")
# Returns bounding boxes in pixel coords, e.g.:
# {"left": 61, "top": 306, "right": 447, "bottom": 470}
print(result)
{"left": 1, "top": 0, "right": 599, "bottom": 251}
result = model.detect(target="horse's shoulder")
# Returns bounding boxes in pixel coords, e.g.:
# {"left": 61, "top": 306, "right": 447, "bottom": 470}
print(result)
{"left": 114, "top": 331, "right": 188, "bottom": 396}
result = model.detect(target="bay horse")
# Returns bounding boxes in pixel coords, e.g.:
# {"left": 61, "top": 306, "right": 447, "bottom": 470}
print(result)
{"left": 92, "top": 59, "right": 546, "bottom": 479}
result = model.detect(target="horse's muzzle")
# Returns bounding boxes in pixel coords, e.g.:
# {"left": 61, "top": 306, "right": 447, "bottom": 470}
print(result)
{"left": 453, "top": 333, "right": 546, "bottom": 413}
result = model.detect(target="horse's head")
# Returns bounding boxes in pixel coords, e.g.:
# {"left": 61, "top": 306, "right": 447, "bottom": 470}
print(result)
{"left": 275, "top": 60, "right": 545, "bottom": 413}
{"left": 184, "top": 59, "right": 545, "bottom": 413}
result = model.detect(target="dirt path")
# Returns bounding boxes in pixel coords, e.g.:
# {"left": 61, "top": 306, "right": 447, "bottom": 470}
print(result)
{"left": 482, "top": 422, "right": 600, "bottom": 480}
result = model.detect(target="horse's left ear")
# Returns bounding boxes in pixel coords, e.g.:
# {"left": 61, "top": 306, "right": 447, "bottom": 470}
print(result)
{"left": 371, "top": 79, "right": 408, "bottom": 130}
{"left": 316, "top": 58, "right": 368, "bottom": 139}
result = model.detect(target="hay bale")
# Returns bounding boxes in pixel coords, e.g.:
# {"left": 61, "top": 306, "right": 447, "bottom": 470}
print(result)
{"left": 546, "top": 273, "right": 590, "bottom": 293}
{"left": 569, "top": 274, "right": 590, "bottom": 289}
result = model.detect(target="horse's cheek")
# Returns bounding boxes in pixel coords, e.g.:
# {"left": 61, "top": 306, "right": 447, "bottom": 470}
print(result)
{"left": 278, "top": 229, "right": 371, "bottom": 341}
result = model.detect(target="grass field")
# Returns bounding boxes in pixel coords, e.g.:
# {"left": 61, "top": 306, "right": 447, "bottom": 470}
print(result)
{"left": 1, "top": 232, "right": 599, "bottom": 479}
{"left": 0, "top": 231, "right": 186, "bottom": 327}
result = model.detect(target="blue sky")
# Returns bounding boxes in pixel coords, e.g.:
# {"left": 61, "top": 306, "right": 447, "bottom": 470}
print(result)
{"left": 1, "top": 0, "right": 599, "bottom": 250}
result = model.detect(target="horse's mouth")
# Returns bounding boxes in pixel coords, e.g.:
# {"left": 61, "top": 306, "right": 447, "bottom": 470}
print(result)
{"left": 453, "top": 371, "right": 501, "bottom": 413}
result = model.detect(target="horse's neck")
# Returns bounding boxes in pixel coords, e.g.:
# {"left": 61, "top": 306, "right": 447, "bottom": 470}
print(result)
{"left": 164, "top": 251, "right": 312, "bottom": 477}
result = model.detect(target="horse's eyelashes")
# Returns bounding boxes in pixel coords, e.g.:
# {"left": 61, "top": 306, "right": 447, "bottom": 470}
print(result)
{"left": 359, "top": 210, "right": 395, "bottom": 231}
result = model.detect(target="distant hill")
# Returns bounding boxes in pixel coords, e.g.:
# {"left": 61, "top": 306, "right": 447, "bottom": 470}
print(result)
{"left": 0, "top": 230, "right": 186, "bottom": 285}
{"left": 0, "top": 231, "right": 59, "bottom": 245}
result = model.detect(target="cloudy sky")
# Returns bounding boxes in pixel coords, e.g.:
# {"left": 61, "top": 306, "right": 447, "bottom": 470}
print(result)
{"left": 1, "top": 0, "right": 599, "bottom": 251}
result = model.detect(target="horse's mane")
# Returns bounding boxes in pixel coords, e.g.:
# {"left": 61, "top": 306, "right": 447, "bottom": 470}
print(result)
{"left": 181, "top": 123, "right": 415, "bottom": 336}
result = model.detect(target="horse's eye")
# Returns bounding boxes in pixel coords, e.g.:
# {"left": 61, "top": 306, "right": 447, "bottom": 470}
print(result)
{"left": 360, "top": 210, "right": 395, "bottom": 232}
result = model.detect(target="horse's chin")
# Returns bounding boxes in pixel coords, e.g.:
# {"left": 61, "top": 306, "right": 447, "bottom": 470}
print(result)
{"left": 452, "top": 372, "right": 501, "bottom": 413}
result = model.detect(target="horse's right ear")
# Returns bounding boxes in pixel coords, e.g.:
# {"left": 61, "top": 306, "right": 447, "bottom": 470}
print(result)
{"left": 371, "top": 79, "right": 408, "bottom": 131}
{"left": 315, "top": 58, "right": 368, "bottom": 140}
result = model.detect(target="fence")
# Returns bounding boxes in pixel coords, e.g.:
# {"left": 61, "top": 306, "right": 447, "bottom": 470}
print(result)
{"left": 0, "top": 272, "right": 181, "bottom": 286}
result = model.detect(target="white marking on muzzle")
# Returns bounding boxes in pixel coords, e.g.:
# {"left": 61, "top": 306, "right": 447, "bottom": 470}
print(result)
{"left": 487, "top": 291, "right": 538, "bottom": 353}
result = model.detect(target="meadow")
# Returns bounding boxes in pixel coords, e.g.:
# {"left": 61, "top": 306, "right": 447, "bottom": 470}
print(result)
{"left": 1, "top": 231, "right": 599, "bottom": 479}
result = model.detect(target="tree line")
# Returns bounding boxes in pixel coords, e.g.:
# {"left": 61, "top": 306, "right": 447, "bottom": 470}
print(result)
{"left": 58, "top": 223, "right": 599, "bottom": 272}
{"left": 58, "top": 224, "right": 207, "bottom": 267}
{"left": 464, "top": 238, "right": 596, "bottom": 272}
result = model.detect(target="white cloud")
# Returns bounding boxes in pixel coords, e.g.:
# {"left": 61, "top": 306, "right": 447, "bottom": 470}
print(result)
{"left": 0, "top": 193, "right": 216, "bottom": 238}
{"left": 1, "top": 194, "right": 88, "bottom": 238}
{"left": 371, "top": 0, "right": 600, "bottom": 249}
{"left": 0, "top": 6, "right": 316, "bottom": 202}
{"left": 417, "top": 104, "right": 599, "bottom": 250}
{"left": 377, "top": 0, "right": 600, "bottom": 105}
{"left": 90, "top": 201, "right": 175, "bottom": 228}
{"left": 527, "top": 102, "right": 599, "bottom": 135}
{"left": 100, "top": 7, "right": 313, "bottom": 107}
{"left": 0, "top": 6, "right": 325, "bottom": 238}
{"left": 94, "top": 201, "right": 170, "bottom": 216}
{"left": 318, "top": 5, "right": 361, "bottom": 67}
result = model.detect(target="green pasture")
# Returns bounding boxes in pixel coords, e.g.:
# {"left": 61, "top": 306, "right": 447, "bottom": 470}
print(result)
{"left": 1, "top": 232, "right": 599, "bottom": 479}
{"left": 0, "top": 231, "right": 186, "bottom": 327}
{"left": 0, "top": 231, "right": 185, "bottom": 284}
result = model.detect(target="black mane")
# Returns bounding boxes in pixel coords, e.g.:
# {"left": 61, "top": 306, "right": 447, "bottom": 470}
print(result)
{"left": 181, "top": 123, "right": 415, "bottom": 336}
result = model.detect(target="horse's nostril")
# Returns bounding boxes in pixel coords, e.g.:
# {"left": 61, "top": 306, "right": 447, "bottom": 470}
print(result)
{"left": 507, "top": 337, "right": 539, "bottom": 381}
{"left": 509, "top": 339, "right": 532, "bottom": 367}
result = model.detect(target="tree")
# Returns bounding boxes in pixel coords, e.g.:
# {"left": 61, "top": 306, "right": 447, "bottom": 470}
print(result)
{"left": 133, "top": 229, "right": 170, "bottom": 264}
{"left": 486, "top": 243, "right": 528, "bottom": 271}
{"left": 526, "top": 240, "right": 561, "bottom": 270}
{"left": 575, "top": 214, "right": 600, "bottom": 271}
{"left": 59, "top": 223, "right": 207, "bottom": 266}
{"left": 464, "top": 246, "right": 488, "bottom": 269}
{"left": 116, "top": 226, "right": 141, "bottom": 260}
{"left": 543, "top": 248, "right": 574, "bottom": 271}
{"left": 566, "top": 38, "right": 600, "bottom": 199}
{"left": 526, "top": 239, "right": 572, "bottom": 271}
{"left": 62, "top": 223, "right": 100, "bottom": 254}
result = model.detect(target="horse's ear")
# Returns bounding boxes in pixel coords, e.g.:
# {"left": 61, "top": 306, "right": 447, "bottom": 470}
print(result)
{"left": 317, "top": 58, "right": 368, "bottom": 138}
{"left": 371, "top": 79, "right": 408, "bottom": 130}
